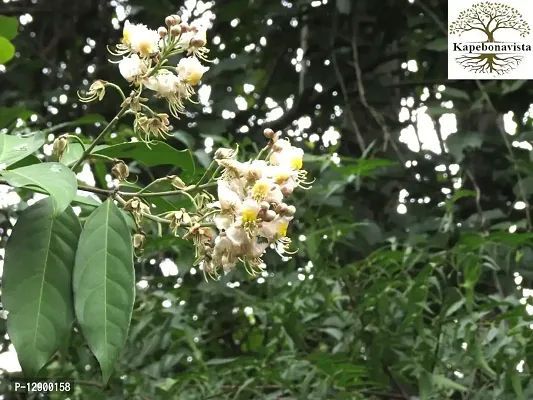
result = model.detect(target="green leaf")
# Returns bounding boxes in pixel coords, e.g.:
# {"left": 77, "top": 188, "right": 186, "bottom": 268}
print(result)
{"left": 0, "top": 162, "right": 77, "bottom": 216}
{"left": 73, "top": 198, "right": 135, "bottom": 383}
{"left": 510, "top": 368, "right": 525, "bottom": 400}
{"left": 60, "top": 143, "right": 84, "bottom": 167}
{"left": 94, "top": 141, "right": 195, "bottom": 178}
{"left": 442, "top": 87, "right": 470, "bottom": 100}
{"left": 445, "top": 298, "right": 465, "bottom": 317}
{"left": 2, "top": 198, "right": 81, "bottom": 377}
{"left": 503, "top": 80, "right": 526, "bottom": 95}
{"left": 7, "top": 155, "right": 41, "bottom": 170}
{"left": 0, "top": 16, "right": 19, "bottom": 40}
{"left": 513, "top": 176, "right": 533, "bottom": 197}
{"left": 0, "top": 132, "right": 45, "bottom": 168}
{"left": 425, "top": 38, "right": 448, "bottom": 52}
{"left": 516, "top": 131, "right": 533, "bottom": 141}
{"left": 0, "top": 36, "right": 15, "bottom": 64}
{"left": 432, "top": 374, "right": 468, "bottom": 392}
{"left": 336, "top": 0, "right": 351, "bottom": 14}
{"left": 73, "top": 193, "right": 102, "bottom": 208}
{"left": 445, "top": 132, "right": 483, "bottom": 162}
{"left": 43, "top": 114, "right": 107, "bottom": 134}
{"left": 426, "top": 106, "right": 455, "bottom": 117}
{"left": 0, "top": 107, "right": 32, "bottom": 130}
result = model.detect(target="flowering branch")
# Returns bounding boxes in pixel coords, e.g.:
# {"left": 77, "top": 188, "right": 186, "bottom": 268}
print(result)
{"left": 44, "top": 14, "right": 314, "bottom": 279}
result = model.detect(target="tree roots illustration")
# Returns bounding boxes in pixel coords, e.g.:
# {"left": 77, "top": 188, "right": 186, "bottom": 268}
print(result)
{"left": 455, "top": 53, "right": 522, "bottom": 74}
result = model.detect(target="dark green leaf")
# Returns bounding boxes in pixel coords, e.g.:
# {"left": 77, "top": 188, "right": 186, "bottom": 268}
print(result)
{"left": 2, "top": 198, "right": 81, "bottom": 377}
{"left": 94, "top": 141, "right": 195, "bottom": 178}
{"left": 0, "top": 162, "right": 78, "bottom": 216}
{"left": 425, "top": 38, "right": 448, "bottom": 51}
{"left": 0, "top": 132, "right": 45, "bottom": 167}
{"left": 73, "top": 199, "right": 135, "bottom": 383}
{"left": 0, "top": 16, "right": 18, "bottom": 40}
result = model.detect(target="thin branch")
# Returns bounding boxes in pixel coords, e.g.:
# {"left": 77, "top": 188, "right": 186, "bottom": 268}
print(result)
{"left": 475, "top": 80, "right": 532, "bottom": 231}
{"left": 330, "top": 10, "right": 366, "bottom": 152}
{"left": 71, "top": 98, "right": 131, "bottom": 171}
{"left": 350, "top": 13, "right": 399, "bottom": 160}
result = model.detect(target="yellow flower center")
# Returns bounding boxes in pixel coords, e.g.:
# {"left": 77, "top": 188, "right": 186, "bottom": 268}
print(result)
{"left": 251, "top": 180, "right": 270, "bottom": 200}
{"left": 187, "top": 71, "right": 202, "bottom": 86}
{"left": 242, "top": 208, "right": 258, "bottom": 224}
{"left": 139, "top": 41, "right": 153, "bottom": 57}
{"left": 274, "top": 173, "right": 289, "bottom": 185}
{"left": 290, "top": 156, "right": 303, "bottom": 170}
{"left": 122, "top": 27, "right": 131, "bottom": 45}
{"left": 277, "top": 221, "right": 289, "bottom": 237}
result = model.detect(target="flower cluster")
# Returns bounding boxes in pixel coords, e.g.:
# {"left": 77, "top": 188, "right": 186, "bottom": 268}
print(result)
{"left": 113, "top": 16, "right": 210, "bottom": 119}
{"left": 197, "top": 130, "right": 313, "bottom": 278}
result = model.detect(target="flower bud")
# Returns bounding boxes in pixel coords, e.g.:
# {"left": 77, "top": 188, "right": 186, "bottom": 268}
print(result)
{"left": 281, "top": 184, "right": 293, "bottom": 196}
{"left": 52, "top": 135, "right": 69, "bottom": 160}
{"left": 263, "top": 210, "right": 276, "bottom": 222}
{"left": 170, "top": 25, "right": 182, "bottom": 37}
{"left": 165, "top": 16, "right": 177, "bottom": 26}
{"left": 171, "top": 14, "right": 181, "bottom": 25}
{"left": 263, "top": 128, "right": 275, "bottom": 139}
{"left": 158, "top": 27, "right": 168, "bottom": 37}
{"left": 179, "top": 22, "right": 191, "bottom": 32}
{"left": 275, "top": 202, "right": 288, "bottom": 214}
{"left": 133, "top": 232, "right": 146, "bottom": 250}
{"left": 285, "top": 205, "right": 296, "bottom": 216}
{"left": 214, "top": 147, "right": 235, "bottom": 160}
{"left": 260, "top": 201, "right": 270, "bottom": 210}
{"left": 111, "top": 160, "right": 129, "bottom": 181}
{"left": 191, "top": 33, "right": 207, "bottom": 48}
{"left": 170, "top": 175, "right": 186, "bottom": 189}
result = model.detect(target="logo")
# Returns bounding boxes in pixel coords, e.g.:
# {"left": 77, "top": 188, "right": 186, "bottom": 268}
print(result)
{"left": 448, "top": 1, "right": 532, "bottom": 79}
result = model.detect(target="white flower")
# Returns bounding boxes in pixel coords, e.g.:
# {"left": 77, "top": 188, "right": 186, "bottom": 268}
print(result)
{"left": 238, "top": 199, "right": 261, "bottom": 225}
{"left": 177, "top": 31, "right": 195, "bottom": 48}
{"left": 218, "top": 180, "right": 243, "bottom": 212}
{"left": 122, "top": 20, "right": 160, "bottom": 57}
{"left": 176, "top": 56, "right": 209, "bottom": 86}
{"left": 265, "top": 184, "right": 284, "bottom": 204}
{"left": 212, "top": 234, "right": 240, "bottom": 273}
{"left": 258, "top": 215, "right": 293, "bottom": 241}
{"left": 226, "top": 224, "right": 249, "bottom": 248}
{"left": 270, "top": 144, "right": 304, "bottom": 170}
{"left": 214, "top": 180, "right": 243, "bottom": 231}
{"left": 144, "top": 71, "right": 181, "bottom": 96}
{"left": 118, "top": 54, "right": 147, "bottom": 82}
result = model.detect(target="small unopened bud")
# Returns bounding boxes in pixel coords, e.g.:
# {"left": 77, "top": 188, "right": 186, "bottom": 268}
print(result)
{"left": 170, "top": 175, "right": 186, "bottom": 189}
{"left": 111, "top": 161, "right": 129, "bottom": 181}
{"left": 214, "top": 147, "right": 235, "bottom": 160}
{"left": 191, "top": 33, "right": 207, "bottom": 48}
{"left": 285, "top": 205, "right": 296, "bottom": 216}
{"left": 171, "top": 14, "right": 181, "bottom": 25}
{"left": 165, "top": 16, "right": 177, "bottom": 26}
{"left": 158, "top": 27, "right": 168, "bottom": 37}
{"left": 170, "top": 25, "right": 182, "bottom": 37}
{"left": 263, "top": 128, "right": 275, "bottom": 139}
{"left": 263, "top": 210, "right": 276, "bottom": 222}
{"left": 52, "top": 135, "right": 69, "bottom": 160}
{"left": 179, "top": 22, "right": 191, "bottom": 32}
{"left": 246, "top": 166, "right": 262, "bottom": 181}
{"left": 133, "top": 232, "right": 146, "bottom": 250}
{"left": 260, "top": 201, "right": 270, "bottom": 210}
{"left": 281, "top": 184, "right": 293, "bottom": 196}
{"left": 275, "top": 202, "right": 288, "bottom": 214}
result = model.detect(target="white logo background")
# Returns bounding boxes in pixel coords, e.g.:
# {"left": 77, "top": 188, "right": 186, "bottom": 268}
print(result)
{"left": 448, "top": 0, "right": 533, "bottom": 79}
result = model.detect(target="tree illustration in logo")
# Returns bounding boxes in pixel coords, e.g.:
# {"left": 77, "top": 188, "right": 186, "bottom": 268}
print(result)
{"left": 449, "top": 2, "right": 531, "bottom": 74}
